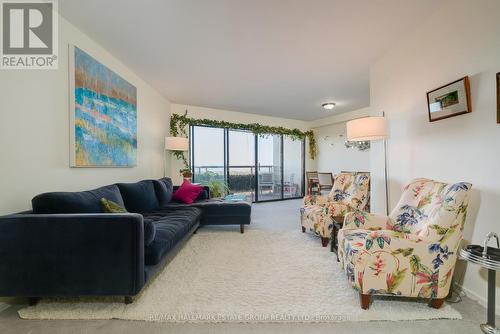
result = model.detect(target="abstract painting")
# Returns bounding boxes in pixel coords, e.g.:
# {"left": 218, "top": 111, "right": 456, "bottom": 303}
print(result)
{"left": 69, "top": 45, "right": 137, "bottom": 167}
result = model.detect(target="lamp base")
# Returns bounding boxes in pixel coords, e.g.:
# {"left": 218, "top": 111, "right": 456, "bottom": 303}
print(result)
{"left": 481, "top": 324, "right": 500, "bottom": 334}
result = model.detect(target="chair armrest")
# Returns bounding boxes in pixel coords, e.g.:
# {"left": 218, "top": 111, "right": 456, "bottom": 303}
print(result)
{"left": 348, "top": 229, "right": 460, "bottom": 298}
{"left": 343, "top": 210, "right": 390, "bottom": 230}
{"left": 303, "top": 194, "right": 329, "bottom": 207}
{"left": 0, "top": 213, "right": 145, "bottom": 297}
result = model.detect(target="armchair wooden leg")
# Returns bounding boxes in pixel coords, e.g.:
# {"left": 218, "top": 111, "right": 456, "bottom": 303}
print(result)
{"left": 301, "top": 226, "right": 306, "bottom": 233}
{"left": 360, "top": 293, "right": 372, "bottom": 310}
{"left": 320, "top": 237, "right": 329, "bottom": 247}
{"left": 240, "top": 224, "right": 244, "bottom": 234}
{"left": 429, "top": 298, "right": 445, "bottom": 309}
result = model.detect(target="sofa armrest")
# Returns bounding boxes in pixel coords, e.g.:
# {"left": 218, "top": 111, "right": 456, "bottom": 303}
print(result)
{"left": 343, "top": 210, "right": 390, "bottom": 230}
{"left": 0, "top": 213, "right": 145, "bottom": 297}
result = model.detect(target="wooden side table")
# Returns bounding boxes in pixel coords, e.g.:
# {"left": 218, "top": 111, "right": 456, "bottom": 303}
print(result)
{"left": 330, "top": 216, "right": 344, "bottom": 261}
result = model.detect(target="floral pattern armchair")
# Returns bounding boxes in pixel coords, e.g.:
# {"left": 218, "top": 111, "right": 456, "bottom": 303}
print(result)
{"left": 301, "top": 172, "right": 370, "bottom": 247}
{"left": 337, "top": 178, "right": 471, "bottom": 310}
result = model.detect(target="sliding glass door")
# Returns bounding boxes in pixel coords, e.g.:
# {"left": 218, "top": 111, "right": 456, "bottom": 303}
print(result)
{"left": 190, "top": 125, "right": 304, "bottom": 202}
{"left": 228, "top": 130, "right": 255, "bottom": 201}
{"left": 283, "top": 135, "right": 304, "bottom": 198}
{"left": 191, "top": 126, "right": 225, "bottom": 184}
{"left": 257, "top": 135, "right": 282, "bottom": 201}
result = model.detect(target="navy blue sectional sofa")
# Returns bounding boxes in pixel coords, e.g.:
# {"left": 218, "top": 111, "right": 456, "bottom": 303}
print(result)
{"left": 0, "top": 177, "right": 251, "bottom": 303}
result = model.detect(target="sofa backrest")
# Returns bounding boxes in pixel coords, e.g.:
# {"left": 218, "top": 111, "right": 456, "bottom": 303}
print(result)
{"left": 327, "top": 172, "right": 370, "bottom": 210}
{"left": 31, "top": 177, "right": 180, "bottom": 215}
{"left": 153, "top": 177, "right": 173, "bottom": 206}
{"left": 117, "top": 180, "right": 160, "bottom": 213}
{"left": 32, "top": 184, "right": 125, "bottom": 214}
{"left": 389, "top": 178, "right": 472, "bottom": 239}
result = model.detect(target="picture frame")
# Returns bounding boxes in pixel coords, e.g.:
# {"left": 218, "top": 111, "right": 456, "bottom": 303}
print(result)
{"left": 69, "top": 45, "right": 137, "bottom": 167}
{"left": 497, "top": 72, "right": 500, "bottom": 124}
{"left": 426, "top": 76, "right": 471, "bottom": 122}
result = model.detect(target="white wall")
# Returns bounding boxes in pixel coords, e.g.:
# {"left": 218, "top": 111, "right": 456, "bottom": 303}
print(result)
{"left": 169, "top": 104, "right": 311, "bottom": 184}
{"left": 312, "top": 108, "right": 371, "bottom": 174}
{"left": 0, "top": 15, "right": 171, "bottom": 215}
{"left": 369, "top": 0, "right": 500, "bottom": 309}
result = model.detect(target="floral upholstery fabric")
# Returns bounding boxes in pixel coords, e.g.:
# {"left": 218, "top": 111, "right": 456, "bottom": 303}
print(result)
{"left": 338, "top": 178, "right": 471, "bottom": 299}
{"left": 301, "top": 172, "right": 370, "bottom": 238}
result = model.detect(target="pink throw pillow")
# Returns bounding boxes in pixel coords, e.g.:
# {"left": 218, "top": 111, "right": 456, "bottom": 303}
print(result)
{"left": 172, "top": 179, "right": 203, "bottom": 204}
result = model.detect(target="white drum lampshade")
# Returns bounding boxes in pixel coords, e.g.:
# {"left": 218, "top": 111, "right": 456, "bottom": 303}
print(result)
{"left": 346, "top": 116, "right": 387, "bottom": 141}
{"left": 164, "top": 136, "right": 189, "bottom": 151}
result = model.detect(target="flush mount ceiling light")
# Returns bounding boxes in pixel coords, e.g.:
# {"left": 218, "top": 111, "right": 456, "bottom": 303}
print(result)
{"left": 322, "top": 102, "right": 336, "bottom": 110}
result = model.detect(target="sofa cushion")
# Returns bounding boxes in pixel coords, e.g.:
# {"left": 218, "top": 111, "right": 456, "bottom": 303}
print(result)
{"left": 173, "top": 185, "right": 210, "bottom": 201}
{"left": 117, "top": 180, "right": 159, "bottom": 213}
{"left": 32, "top": 184, "right": 125, "bottom": 214}
{"left": 100, "top": 198, "right": 127, "bottom": 213}
{"left": 144, "top": 207, "right": 201, "bottom": 265}
{"left": 142, "top": 217, "right": 157, "bottom": 246}
{"left": 172, "top": 179, "right": 203, "bottom": 204}
{"left": 154, "top": 177, "right": 174, "bottom": 206}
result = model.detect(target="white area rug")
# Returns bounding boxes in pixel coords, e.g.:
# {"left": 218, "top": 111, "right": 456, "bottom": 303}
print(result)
{"left": 18, "top": 230, "right": 461, "bottom": 323}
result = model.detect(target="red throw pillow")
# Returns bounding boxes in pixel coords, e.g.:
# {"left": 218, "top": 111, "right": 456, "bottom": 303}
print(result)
{"left": 172, "top": 179, "right": 203, "bottom": 204}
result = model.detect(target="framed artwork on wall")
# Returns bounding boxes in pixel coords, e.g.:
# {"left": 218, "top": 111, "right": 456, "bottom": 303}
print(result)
{"left": 69, "top": 45, "right": 137, "bottom": 167}
{"left": 426, "top": 76, "right": 471, "bottom": 122}
{"left": 497, "top": 72, "right": 500, "bottom": 124}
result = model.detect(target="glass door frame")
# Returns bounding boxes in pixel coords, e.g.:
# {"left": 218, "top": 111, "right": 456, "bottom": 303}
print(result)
{"left": 254, "top": 134, "right": 305, "bottom": 202}
{"left": 189, "top": 124, "right": 305, "bottom": 203}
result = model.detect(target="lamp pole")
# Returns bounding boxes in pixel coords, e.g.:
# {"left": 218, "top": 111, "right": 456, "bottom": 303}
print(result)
{"left": 384, "top": 137, "right": 389, "bottom": 215}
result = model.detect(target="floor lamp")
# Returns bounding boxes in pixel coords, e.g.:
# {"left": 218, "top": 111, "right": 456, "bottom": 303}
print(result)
{"left": 346, "top": 116, "right": 389, "bottom": 215}
{"left": 164, "top": 136, "right": 189, "bottom": 177}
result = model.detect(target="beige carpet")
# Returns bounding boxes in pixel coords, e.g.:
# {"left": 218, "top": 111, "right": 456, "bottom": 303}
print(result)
{"left": 18, "top": 230, "right": 461, "bottom": 323}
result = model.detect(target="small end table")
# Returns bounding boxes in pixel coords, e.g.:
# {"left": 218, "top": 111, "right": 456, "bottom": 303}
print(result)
{"left": 459, "top": 234, "right": 500, "bottom": 334}
{"left": 330, "top": 216, "right": 344, "bottom": 261}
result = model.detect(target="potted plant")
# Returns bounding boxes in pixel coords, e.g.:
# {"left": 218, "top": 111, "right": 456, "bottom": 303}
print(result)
{"left": 207, "top": 178, "right": 229, "bottom": 198}
{"left": 179, "top": 168, "right": 192, "bottom": 179}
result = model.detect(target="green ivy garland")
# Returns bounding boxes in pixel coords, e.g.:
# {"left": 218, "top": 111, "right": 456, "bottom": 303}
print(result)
{"left": 170, "top": 111, "right": 317, "bottom": 160}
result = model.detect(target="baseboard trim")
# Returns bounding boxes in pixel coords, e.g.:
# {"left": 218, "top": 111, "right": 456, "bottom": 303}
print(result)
{"left": 456, "top": 283, "right": 500, "bottom": 315}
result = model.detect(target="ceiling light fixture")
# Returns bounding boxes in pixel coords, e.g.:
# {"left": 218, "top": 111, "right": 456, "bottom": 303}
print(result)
{"left": 322, "top": 102, "right": 336, "bottom": 110}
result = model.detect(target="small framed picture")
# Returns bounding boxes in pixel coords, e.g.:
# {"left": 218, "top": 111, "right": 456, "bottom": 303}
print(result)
{"left": 497, "top": 72, "right": 500, "bottom": 123}
{"left": 427, "top": 76, "right": 471, "bottom": 122}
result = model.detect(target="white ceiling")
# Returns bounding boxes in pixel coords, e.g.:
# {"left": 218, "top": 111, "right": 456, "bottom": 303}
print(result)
{"left": 59, "top": 0, "right": 443, "bottom": 121}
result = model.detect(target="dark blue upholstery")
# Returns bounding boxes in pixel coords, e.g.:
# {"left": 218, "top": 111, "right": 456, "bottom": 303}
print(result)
{"left": 142, "top": 218, "right": 157, "bottom": 246}
{"left": 32, "top": 184, "right": 124, "bottom": 214}
{"left": 143, "top": 207, "right": 201, "bottom": 265}
{"left": 154, "top": 177, "right": 174, "bottom": 206}
{"left": 162, "top": 199, "right": 252, "bottom": 226}
{"left": 0, "top": 213, "right": 144, "bottom": 297}
{"left": 117, "top": 180, "right": 159, "bottom": 213}
{"left": 193, "top": 200, "right": 251, "bottom": 225}
{"left": 0, "top": 177, "right": 251, "bottom": 301}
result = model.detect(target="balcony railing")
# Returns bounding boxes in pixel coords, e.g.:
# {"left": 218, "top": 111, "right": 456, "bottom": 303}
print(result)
{"left": 193, "top": 165, "right": 302, "bottom": 201}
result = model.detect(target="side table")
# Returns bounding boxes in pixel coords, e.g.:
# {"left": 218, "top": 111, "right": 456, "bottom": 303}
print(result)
{"left": 459, "top": 232, "right": 500, "bottom": 334}
{"left": 330, "top": 216, "right": 344, "bottom": 261}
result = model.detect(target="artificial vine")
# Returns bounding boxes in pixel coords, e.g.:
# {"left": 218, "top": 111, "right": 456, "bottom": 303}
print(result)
{"left": 170, "top": 111, "right": 317, "bottom": 160}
